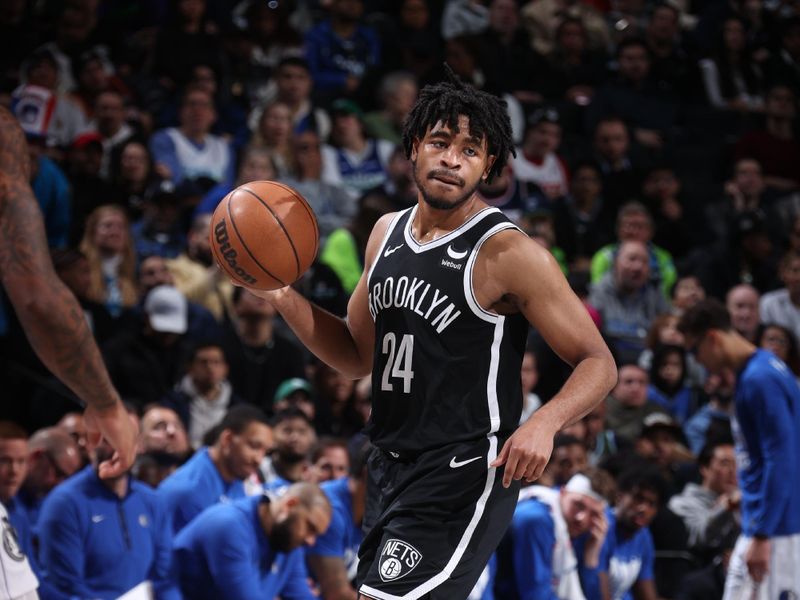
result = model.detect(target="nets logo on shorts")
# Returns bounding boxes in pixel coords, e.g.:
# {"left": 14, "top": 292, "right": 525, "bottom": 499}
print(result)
{"left": 379, "top": 538, "right": 423, "bottom": 582}
{"left": 1, "top": 517, "right": 24, "bottom": 562}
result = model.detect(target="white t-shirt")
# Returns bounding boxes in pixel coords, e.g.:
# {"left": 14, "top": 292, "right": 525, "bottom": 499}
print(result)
{"left": 0, "top": 502, "right": 38, "bottom": 600}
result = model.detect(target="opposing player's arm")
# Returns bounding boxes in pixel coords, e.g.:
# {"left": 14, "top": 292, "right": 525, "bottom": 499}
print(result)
{"left": 483, "top": 231, "right": 617, "bottom": 485}
{"left": 306, "top": 555, "right": 357, "bottom": 600}
{"left": 260, "top": 213, "right": 394, "bottom": 379}
{"left": 0, "top": 108, "right": 136, "bottom": 477}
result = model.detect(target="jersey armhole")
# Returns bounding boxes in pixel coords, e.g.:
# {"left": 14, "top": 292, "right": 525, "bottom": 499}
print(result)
{"left": 366, "top": 208, "right": 409, "bottom": 286}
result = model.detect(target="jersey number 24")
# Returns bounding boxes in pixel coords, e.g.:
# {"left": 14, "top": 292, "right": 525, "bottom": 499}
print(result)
{"left": 380, "top": 333, "right": 415, "bottom": 393}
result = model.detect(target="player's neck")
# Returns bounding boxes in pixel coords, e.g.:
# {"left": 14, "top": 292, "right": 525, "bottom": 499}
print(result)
{"left": 722, "top": 332, "right": 757, "bottom": 372}
{"left": 412, "top": 196, "right": 485, "bottom": 243}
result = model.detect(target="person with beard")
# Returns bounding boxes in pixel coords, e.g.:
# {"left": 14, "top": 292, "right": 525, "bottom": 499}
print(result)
{"left": 158, "top": 405, "right": 273, "bottom": 534}
{"left": 173, "top": 482, "right": 331, "bottom": 599}
{"left": 683, "top": 368, "right": 735, "bottom": 456}
{"left": 37, "top": 434, "right": 180, "bottom": 600}
{"left": 261, "top": 408, "right": 318, "bottom": 491}
{"left": 240, "top": 68, "right": 616, "bottom": 599}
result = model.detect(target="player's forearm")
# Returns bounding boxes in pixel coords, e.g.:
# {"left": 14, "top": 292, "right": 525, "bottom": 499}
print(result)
{"left": 14, "top": 279, "right": 121, "bottom": 410}
{"left": 533, "top": 354, "right": 617, "bottom": 430}
{"left": 271, "top": 286, "right": 372, "bottom": 379}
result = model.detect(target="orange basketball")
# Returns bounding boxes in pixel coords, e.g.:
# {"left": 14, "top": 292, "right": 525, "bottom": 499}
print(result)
{"left": 209, "top": 180, "right": 319, "bottom": 291}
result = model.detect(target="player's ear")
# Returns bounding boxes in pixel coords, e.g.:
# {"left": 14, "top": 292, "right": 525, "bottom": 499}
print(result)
{"left": 410, "top": 137, "right": 420, "bottom": 162}
{"left": 483, "top": 155, "right": 497, "bottom": 181}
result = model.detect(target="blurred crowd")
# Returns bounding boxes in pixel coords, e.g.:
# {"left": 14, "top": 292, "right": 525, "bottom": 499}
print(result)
{"left": 1, "top": 0, "right": 800, "bottom": 598}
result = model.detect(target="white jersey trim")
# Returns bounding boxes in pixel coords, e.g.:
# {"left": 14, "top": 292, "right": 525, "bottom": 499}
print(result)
{"left": 403, "top": 206, "right": 501, "bottom": 253}
{"left": 464, "top": 222, "right": 522, "bottom": 324}
{"left": 359, "top": 437, "right": 500, "bottom": 600}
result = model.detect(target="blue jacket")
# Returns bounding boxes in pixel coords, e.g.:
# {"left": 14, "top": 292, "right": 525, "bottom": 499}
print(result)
{"left": 31, "top": 156, "right": 70, "bottom": 248}
{"left": 734, "top": 349, "right": 800, "bottom": 536}
{"left": 173, "top": 495, "right": 315, "bottom": 600}
{"left": 308, "top": 477, "right": 362, "bottom": 581}
{"left": 158, "top": 447, "right": 246, "bottom": 533}
{"left": 37, "top": 466, "right": 180, "bottom": 600}
{"left": 304, "top": 20, "right": 380, "bottom": 93}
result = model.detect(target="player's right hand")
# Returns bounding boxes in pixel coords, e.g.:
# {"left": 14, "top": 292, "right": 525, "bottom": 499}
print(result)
{"left": 83, "top": 401, "right": 139, "bottom": 479}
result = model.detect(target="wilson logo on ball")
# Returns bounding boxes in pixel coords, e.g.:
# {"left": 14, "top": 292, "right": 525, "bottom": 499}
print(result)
{"left": 214, "top": 219, "right": 258, "bottom": 285}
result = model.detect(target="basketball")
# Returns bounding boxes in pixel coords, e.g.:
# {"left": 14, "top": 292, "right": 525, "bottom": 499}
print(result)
{"left": 209, "top": 180, "right": 319, "bottom": 291}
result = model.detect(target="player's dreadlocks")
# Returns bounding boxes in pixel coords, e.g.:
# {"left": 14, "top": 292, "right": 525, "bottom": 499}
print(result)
{"left": 401, "top": 65, "right": 515, "bottom": 183}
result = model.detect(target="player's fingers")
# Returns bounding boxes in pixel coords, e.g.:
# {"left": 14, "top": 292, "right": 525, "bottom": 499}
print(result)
{"left": 502, "top": 449, "right": 520, "bottom": 488}
{"left": 490, "top": 441, "right": 510, "bottom": 468}
{"left": 97, "top": 452, "right": 125, "bottom": 480}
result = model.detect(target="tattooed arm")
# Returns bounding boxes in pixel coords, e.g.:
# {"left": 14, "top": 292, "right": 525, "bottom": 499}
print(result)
{"left": 0, "top": 107, "right": 137, "bottom": 478}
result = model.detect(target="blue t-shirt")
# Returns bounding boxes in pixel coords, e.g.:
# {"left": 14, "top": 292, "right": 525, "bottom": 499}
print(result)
{"left": 308, "top": 477, "right": 362, "bottom": 581}
{"left": 733, "top": 349, "right": 800, "bottom": 536}
{"left": 509, "top": 497, "right": 559, "bottom": 600}
{"left": 158, "top": 447, "right": 246, "bottom": 533}
{"left": 607, "top": 513, "right": 654, "bottom": 600}
{"left": 173, "top": 495, "right": 315, "bottom": 600}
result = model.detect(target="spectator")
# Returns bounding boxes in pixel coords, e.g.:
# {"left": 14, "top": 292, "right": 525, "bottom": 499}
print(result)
{"left": 647, "top": 344, "right": 699, "bottom": 425}
{"left": 759, "top": 250, "right": 800, "bottom": 342}
{"left": 261, "top": 408, "right": 318, "bottom": 489}
{"left": 584, "top": 400, "right": 629, "bottom": 466}
{"left": 606, "top": 465, "right": 663, "bottom": 600}
{"left": 513, "top": 107, "right": 570, "bottom": 201}
{"left": 542, "top": 434, "right": 589, "bottom": 488}
{"left": 56, "top": 411, "right": 89, "bottom": 466}
{"left": 17, "top": 427, "right": 81, "bottom": 527}
{"left": 706, "top": 158, "right": 769, "bottom": 247}
{"left": 587, "top": 37, "right": 678, "bottom": 152}
{"left": 364, "top": 71, "right": 418, "bottom": 145}
{"left": 645, "top": 3, "right": 694, "bottom": 97}
{"left": 273, "top": 378, "right": 317, "bottom": 422}
{"left": 310, "top": 359, "right": 364, "bottom": 437}
{"left": 477, "top": 163, "right": 550, "bottom": 226}
{"left": 281, "top": 130, "right": 358, "bottom": 243}
{"left": 309, "top": 437, "right": 350, "bottom": 484}
{"left": 508, "top": 469, "right": 614, "bottom": 600}
{"left": 166, "top": 213, "right": 234, "bottom": 322}
{"left": 606, "top": 364, "right": 669, "bottom": 443}
{"left": 589, "top": 240, "right": 671, "bottom": 363}
{"left": 764, "top": 17, "right": 800, "bottom": 92}
{"left": 79, "top": 204, "right": 138, "bottom": 318}
{"left": 757, "top": 323, "right": 800, "bottom": 378}
{"left": 592, "top": 116, "right": 644, "bottom": 211}
{"left": 163, "top": 341, "right": 243, "bottom": 449}
{"left": 304, "top": 0, "right": 381, "bottom": 101}
{"left": 641, "top": 164, "right": 701, "bottom": 262}
{"left": 66, "top": 132, "right": 114, "bottom": 246}
{"left": 635, "top": 413, "right": 696, "bottom": 499}
{"left": 108, "top": 140, "right": 160, "bottom": 222}
{"left": 69, "top": 47, "right": 128, "bottom": 124}
{"left": 321, "top": 99, "right": 394, "bottom": 201}
{"left": 552, "top": 160, "right": 614, "bottom": 268}
{"left": 221, "top": 288, "right": 306, "bottom": 409}
{"left": 103, "top": 285, "right": 191, "bottom": 409}
{"left": 521, "top": 0, "right": 610, "bottom": 57}
{"left": 699, "top": 17, "right": 764, "bottom": 113}
{"left": 173, "top": 482, "right": 331, "bottom": 599}
{"left": 131, "top": 182, "right": 190, "bottom": 259}
{"left": 158, "top": 405, "right": 273, "bottom": 533}
{"left": 671, "top": 275, "right": 706, "bottom": 314}
{"left": 37, "top": 436, "right": 179, "bottom": 599}
{"left": 520, "top": 347, "right": 542, "bottom": 424}
{"left": 268, "top": 57, "right": 332, "bottom": 139}
{"left": 307, "top": 437, "right": 371, "bottom": 597}
{"left": 197, "top": 145, "right": 277, "bottom": 216}
{"left": 250, "top": 100, "right": 294, "bottom": 177}
{"left": 726, "top": 283, "right": 760, "bottom": 343}
{"left": 149, "top": 86, "right": 234, "bottom": 187}
{"left": 88, "top": 90, "right": 134, "bottom": 179}
{"left": 734, "top": 84, "right": 800, "bottom": 192}
{"left": 24, "top": 130, "right": 71, "bottom": 249}
{"left": 683, "top": 369, "right": 736, "bottom": 456}
{"left": 678, "top": 299, "right": 800, "bottom": 598}
{"left": 668, "top": 438, "right": 740, "bottom": 553}
{"left": 590, "top": 202, "right": 677, "bottom": 299}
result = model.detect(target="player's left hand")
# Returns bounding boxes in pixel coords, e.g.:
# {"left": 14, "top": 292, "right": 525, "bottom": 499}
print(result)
{"left": 84, "top": 401, "right": 139, "bottom": 479}
{"left": 490, "top": 417, "right": 557, "bottom": 488}
{"left": 745, "top": 537, "right": 771, "bottom": 583}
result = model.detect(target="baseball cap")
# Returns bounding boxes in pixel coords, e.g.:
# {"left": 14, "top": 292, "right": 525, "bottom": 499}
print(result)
{"left": 273, "top": 378, "right": 313, "bottom": 403}
{"left": 144, "top": 285, "right": 188, "bottom": 334}
{"left": 528, "top": 107, "right": 560, "bottom": 127}
{"left": 641, "top": 412, "right": 682, "bottom": 439}
{"left": 72, "top": 131, "right": 103, "bottom": 150}
{"left": 331, "top": 98, "right": 364, "bottom": 119}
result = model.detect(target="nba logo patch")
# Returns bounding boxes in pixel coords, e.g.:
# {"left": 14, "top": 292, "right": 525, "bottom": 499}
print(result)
{"left": 378, "top": 538, "right": 423, "bottom": 582}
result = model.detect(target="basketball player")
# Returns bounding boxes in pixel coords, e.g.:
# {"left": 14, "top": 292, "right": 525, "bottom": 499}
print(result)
{"left": 246, "top": 72, "right": 617, "bottom": 599}
{"left": 678, "top": 299, "right": 800, "bottom": 600}
{"left": 0, "top": 107, "right": 137, "bottom": 599}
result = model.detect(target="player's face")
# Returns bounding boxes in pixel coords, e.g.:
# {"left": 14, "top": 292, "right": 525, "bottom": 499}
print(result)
{"left": 561, "top": 491, "right": 605, "bottom": 538}
{"left": 616, "top": 487, "right": 659, "bottom": 530}
{"left": 0, "top": 439, "right": 28, "bottom": 502}
{"left": 313, "top": 446, "right": 349, "bottom": 483}
{"left": 411, "top": 116, "right": 495, "bottom": 211}
{"left": 140, "top": 408, "right": 188, "bottom": 455}
{"left": 226, "top": 422, "right": 273, "bottom": 479}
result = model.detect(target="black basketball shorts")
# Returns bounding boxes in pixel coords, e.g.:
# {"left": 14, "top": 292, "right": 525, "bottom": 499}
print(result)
{"left": 357, "top": 435, "right": 520, "bottom": 600}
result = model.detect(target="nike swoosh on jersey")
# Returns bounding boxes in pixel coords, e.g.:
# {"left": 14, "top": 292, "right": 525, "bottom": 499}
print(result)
{"left": 446, "top": 244, "right": 469, "bottom": 260}
{"left": 384, "top": 244, "right": 404, "bottom": 257}
{"left": 91, "top": 515, "right": 105, "bottom": 523}
{"left": 449, "top": 455, "right": 483, "bottom": 468}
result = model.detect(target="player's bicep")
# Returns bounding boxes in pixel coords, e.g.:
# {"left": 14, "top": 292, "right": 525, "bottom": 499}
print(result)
{"left": 502, "top": 236, "right": 609, "bottom": 367}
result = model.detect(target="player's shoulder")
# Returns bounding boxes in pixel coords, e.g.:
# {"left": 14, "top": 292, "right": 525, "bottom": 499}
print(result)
{"left": 742, "top": 350, "right": 794, "bottom": 386}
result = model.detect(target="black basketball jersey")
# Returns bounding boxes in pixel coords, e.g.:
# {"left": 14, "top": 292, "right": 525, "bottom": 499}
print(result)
{"left": 365, "top": 205, "right": 529, "bottom": 453}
